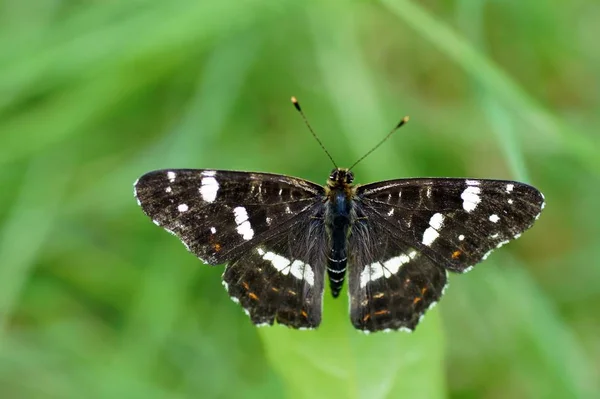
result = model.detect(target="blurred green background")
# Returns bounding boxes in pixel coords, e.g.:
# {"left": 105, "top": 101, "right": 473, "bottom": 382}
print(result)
{"left": 0, "top": 0, "right": 598, "bottom": 398}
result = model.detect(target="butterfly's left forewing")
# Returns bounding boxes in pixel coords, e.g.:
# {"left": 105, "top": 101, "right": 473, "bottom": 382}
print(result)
{"left": 348, "top": 178, "right": 544, "bottom": 332}
{"left": 134, "top": 169, "right": 327, "bottom": 328}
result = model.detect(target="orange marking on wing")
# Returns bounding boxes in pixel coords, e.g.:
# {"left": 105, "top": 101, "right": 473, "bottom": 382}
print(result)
{"left": 301, "top": 310, "right": 308, "bottom": 318}
{"left": 271, "top": 287, "right": 280, "bottom": 292}
{"left": 374, "top": 310, "right": 390, "bottom": 316}
{"left": 242, "top": 281, "right": 250, "bottom": 290}
{"left": 421, "top": 287, "right": 427, "bottom": 295}
{"left": 413, "top": 296, "right": 422, "bottom": 305}
{"left": 213, "top": 243, "right": 222, "bottom": 252}
{"left": 363, "top": 313, "right": 371, "bottom": 322}
{"left": 452, "top": 250, "right": 461, "bottom": 259}
{"left": 248, "top": 292, "right": 259, "bottom": 300}
{"left": 288, "top": 289, "right": 297, "bottom": 296}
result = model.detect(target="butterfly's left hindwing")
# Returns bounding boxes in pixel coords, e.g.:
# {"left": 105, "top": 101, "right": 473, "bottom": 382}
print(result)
{"left": 223, "top": 217, "right": 327, "bottom": 328}
{"left": 134, "top": 169, "right": 327, "bottom": 328}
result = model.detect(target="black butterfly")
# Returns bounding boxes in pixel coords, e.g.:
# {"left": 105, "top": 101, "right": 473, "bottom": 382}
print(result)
{"left": 134, "top": 99, "right": 545, "bottom": 333}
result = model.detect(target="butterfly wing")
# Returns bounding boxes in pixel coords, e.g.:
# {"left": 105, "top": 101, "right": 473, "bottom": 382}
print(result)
{"left": 348, "top": 178, "right": 544, "bottom": 332}
{"left": 134, "top": 169, "right": 327, "bottom": 328}
{"left": 347, "top": 220, "right": 448, "bottom": 332}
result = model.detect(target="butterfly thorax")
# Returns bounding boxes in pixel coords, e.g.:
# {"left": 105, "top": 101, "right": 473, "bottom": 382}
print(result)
{"left": 324, "top": 168, "right": 356, "bottom": 298}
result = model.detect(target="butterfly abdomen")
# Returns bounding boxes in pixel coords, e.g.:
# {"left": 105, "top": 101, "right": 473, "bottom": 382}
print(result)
{"left": 326, "top": 190, "right": 352, "bottom": 298}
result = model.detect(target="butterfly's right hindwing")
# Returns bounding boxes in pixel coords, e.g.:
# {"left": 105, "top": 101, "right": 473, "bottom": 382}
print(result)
{"left": 347, "top": 209, "right": 448, "bottom": 332}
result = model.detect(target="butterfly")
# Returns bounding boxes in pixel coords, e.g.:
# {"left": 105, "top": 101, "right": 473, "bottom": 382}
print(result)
{"left": 133, "top": 98, "right": 545, "bottom": 333}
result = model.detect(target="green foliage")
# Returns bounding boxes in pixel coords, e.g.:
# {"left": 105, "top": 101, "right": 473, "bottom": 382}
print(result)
{"left": 0, "top": 0, "right": 598, "bottom": 397}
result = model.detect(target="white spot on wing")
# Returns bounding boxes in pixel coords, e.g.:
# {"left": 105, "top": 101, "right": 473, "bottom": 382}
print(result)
{"left": 422, "top": 228, "right": 439, "bottom": 246}
{"left": 263, "top": 252, "right": 291, "bottom": 271}
{"left": 200, "top": 176, "right": 219, "bottom": 203}
{"left": 153, "top": 219, "right": 160, "bottom": 226}
{"left": 426, "top": 186, "right": 432, "bottom": 198}
{"left": 458, "top": 234, "right": 465, "bottom": 241}
{"left": 202, "top": 170, "right": 216, "bottom": 177}
{"left": 166, "top": 187, "right": 172, "bottom": 193}
{"left": 461, "top": 186, "right": 481, "bottom": 212}
{"left": 261, "top": 251, "right": 314, "bottom": 286}
{"left": 507, "top": 198, "right": 513, "bottom": 204}
{"left": 360, "top": 262, "right": 384, "bottom": 287}
{"left": 359, "top": 251, "right": 416, "bottom": 288}
{"left": 422, "top": 213, "right": 444, "bottom": 246}
{"left": 429, "top": 213, "right": 444, "bottom": 230}
{"left": 506, "top": 183, "right": 514, "bottom": 193}
{"left": 233, "top": 206, "right": 254, "bottom": 240}
{"left": 290, "top": 260, "right": 315, "bottom": 286}
{"left": 383, "top": 254, "right": 411, "bottom": 274}
{"left": 466, "top": 180, "right": 480, "bottom": 186}
{"left": 496, "top": 239, "right": 509, "bottom": 249}
{"left": 133, "top": 181, "right": 139, "bottom": 202}
{"left": 489, "top": 214, "right": 500, "bottom": 223}
{"left": 237, "top": 221, "right": 254, "bottom": 240}
{"left": 387, "top": 208, "right": 394, "bottom": 216}
{"left": 178, "top": 203, "right": 189, "bottom": 212}
{"left": 234, "top": 206, "right": 248, "bottom": 225}
{"left": 210, "top": 227, "right": 216, "bottom": 234}
{"left": 167, "top": 171, "right": 176, "bottom": 182}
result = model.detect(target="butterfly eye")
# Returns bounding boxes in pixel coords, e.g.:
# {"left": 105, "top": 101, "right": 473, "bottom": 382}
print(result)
{"left": 346, "top": 172, "right": 354, "bottom": 183}
{"left": 329, "top": 169, "right": 338, "bottom": 180}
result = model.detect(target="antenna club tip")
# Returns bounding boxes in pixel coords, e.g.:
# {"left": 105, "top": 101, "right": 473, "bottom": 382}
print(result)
{"left": 291, "top": 96, "right": 301, "bottom": 111}
{"left": 396, "top": 116, "right": 409, "bottom": 128}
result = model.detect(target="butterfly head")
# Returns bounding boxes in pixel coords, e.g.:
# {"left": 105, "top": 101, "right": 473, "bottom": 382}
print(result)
{"left": 328, "top": 168, "right": 354, "bottom": 188}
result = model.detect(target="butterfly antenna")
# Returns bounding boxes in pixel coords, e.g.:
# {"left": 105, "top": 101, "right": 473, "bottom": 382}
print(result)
{"left": 291, "top": 96, "right": 337, "bottom": 168}
{"left": 348, "top": 116, "right": 410, "bottom": 171}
